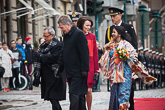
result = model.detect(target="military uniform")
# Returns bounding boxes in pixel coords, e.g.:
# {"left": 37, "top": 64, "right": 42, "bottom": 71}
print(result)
{"left": 151, "top": 51, "right": 156, "bottom": 88}
{"left": 157, "top": 57, "right": 161, "bottom": 88}
{"left": 144, "top": 48, "right": 149, "bottom": 68}
{"left": 163, "top": 57, "right": 165, "bottom": 87}
{"left": 138, "top": 47, "right": 145, "bottom": 90}
{"left": 148, "top": 50, "right": 153, "bottom": 88}
{"left": 144, "top": 48, "right": 149, "bottom": 89}
{"left": 159, "top": 53, "right": 164, "bottom": 88}
{"left": 105, "top": 8, "right": 138, "bottom": 50}
{"left": 148, "top": 50, "right": 152, "bottom": 76}
{"left": 155, "top": 52, "right": 160, "bottom": 88}
{"left": 155, "top": 52, "right": 158, "bottom": 87}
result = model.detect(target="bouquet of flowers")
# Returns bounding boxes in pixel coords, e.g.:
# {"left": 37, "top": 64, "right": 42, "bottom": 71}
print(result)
{"left": 116, "top": 47, "right": 130, "bottom": 60}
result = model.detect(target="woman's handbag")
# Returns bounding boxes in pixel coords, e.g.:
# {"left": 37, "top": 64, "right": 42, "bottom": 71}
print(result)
{"left": 0, "top": 66, "right": 5, "bottom": 78}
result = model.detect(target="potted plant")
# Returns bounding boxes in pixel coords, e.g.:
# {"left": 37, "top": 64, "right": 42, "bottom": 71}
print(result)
{"left": 33, "top": 41, "right": 38, "bottom": 52}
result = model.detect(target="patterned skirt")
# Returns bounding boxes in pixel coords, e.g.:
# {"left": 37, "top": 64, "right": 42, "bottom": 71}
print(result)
{"left": 109, "top": 63, "right": 132, "bottom": 110}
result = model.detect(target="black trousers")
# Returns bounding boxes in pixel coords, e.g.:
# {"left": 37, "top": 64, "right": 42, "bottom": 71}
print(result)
{"left": 69, "top": 94, "right": 86, "bottom": 110}
{"left": 129, "top": 82, "right": 134, "bottom": 110}
{"left": 50, "top": 100, "right": 62, "bottom": 110}
{"left": 10, "top": 67, "right": 19, "bottom": 88}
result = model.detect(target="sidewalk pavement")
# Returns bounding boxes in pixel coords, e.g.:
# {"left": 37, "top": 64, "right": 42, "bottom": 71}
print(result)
{"left": 0, "top": 84, "right": 165, "bottom": 110}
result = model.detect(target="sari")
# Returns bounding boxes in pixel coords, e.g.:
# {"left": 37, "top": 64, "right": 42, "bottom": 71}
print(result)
{"left": 99, "top": 40, "right": 156, "bottom": 110}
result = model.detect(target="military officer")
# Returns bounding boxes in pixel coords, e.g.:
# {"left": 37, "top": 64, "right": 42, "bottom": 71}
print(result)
{"left": 138, "top": 47, "right": 145, "bottom": 90}
{"left": 105, "top": 7, "right": 138, "bottom": 50}
{"left": 148, "top": 50, "right": 152, "bottom": 75}
{"left": 144, "top": 48, "right": 149, "bottom": 67}
{"left": 160, "top": 54, "right": 165, "bottom": 87}
{"left": 148, "top": 50, "right": 153, "bottom": 88}
{"left": 68, "top": 12, "right": 81, "bottom": 26}
{"left": 142, "top": 48, "right": 147, "bottom": 67}
{"left": 159, "top": 53, "right": 164, "bottom": 88}
{"left": 151, "top": 51, "right": 156, "bottom": 88}
{"left": 144, "top": 48, "right": 149, "bottom": 89}
{"left": 138, "top": 47, "right": 145, "bottom": 62}
{"left": 155, "top": 52, "right": 160, "bottom": 88}
{"left": 164, "top": 56, "right": 165, "bottom": 88}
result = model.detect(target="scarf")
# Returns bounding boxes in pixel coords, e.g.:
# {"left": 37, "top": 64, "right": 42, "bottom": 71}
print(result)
{"left": 33, "top": 37, "right": 58, "bottom": 77}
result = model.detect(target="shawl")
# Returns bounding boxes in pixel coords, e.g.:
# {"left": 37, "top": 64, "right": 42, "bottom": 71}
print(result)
{"left": 99, "top": 40, "right": 156, "bottom": 85}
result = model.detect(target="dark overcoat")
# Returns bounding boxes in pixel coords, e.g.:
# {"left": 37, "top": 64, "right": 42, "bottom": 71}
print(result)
{"left": 105, "top": 22, "right": 138, "bottom": 49}
{"left": 40, "top": 38, "right": 66, "bottom": 101}
{"left": 63, "top": 25, "right": 89, "bottom": 95}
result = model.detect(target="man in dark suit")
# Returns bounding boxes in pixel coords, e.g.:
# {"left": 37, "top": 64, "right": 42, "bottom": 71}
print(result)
{"left": 33, "top": 27, "right": 66, "bottom": 110}
{"left": 58, "top": 15, "right": 89, "bottom": 110}
{"left": 105, "top": 7, "right": 138, "bottom": 110}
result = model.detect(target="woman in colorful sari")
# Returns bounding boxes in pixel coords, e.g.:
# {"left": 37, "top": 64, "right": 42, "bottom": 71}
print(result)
{"left": 100, "top": 26, "right": 156, "bottom": 110}
{"left": 103, "top": 26, "right": 137, "bottom": 110}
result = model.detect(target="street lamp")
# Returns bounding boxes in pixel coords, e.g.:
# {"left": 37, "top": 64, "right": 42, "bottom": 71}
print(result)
{"left": 138, "top": 4, "right": 149, "bottom": 49}
{"left": 151, "top": 11, "right": 161, "bottom": 51}
{"left": 118, "top": 0, "right": 131, "bottom": 23}
{"left": 124, "top": 0, "right": 131, "bottom": 23}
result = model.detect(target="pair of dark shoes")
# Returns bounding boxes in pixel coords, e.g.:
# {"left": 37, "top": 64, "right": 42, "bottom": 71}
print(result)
{"left": 92, "top": 89, "right": 101, "bottom": 92}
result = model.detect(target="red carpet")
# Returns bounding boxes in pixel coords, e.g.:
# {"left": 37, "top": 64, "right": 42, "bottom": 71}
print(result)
{"left": 134, "top": 98, "right": 165, "bottom": 110}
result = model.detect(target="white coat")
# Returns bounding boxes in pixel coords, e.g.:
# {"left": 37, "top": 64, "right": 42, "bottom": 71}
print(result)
{"left": 0, "top": 48, "right": 13, "bottom": 78}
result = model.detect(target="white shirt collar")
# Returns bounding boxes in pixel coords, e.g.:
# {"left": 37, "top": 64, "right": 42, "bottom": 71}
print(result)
{"left": 85, "top": 32, "right": 89, "bottom": 35}
{"left": 114, "top": 20, "right": 122, "bottom": 26}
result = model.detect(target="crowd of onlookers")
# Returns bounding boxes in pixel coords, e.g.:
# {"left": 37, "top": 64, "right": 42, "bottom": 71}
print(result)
{"left": 0, "top": 37, "right": 45, "bottom": 92}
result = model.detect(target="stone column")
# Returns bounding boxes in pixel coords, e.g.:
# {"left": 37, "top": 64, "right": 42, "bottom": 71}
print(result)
{"left": 6, "top": 0, "right": 13, "bottom": 44}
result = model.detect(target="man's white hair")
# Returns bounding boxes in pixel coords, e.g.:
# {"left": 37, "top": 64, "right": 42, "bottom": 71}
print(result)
{"left": 57, "top": 15, "right": 73, "bottom": 25}
{"left": 44, "top": 27, "right": 55, "bottom": 35}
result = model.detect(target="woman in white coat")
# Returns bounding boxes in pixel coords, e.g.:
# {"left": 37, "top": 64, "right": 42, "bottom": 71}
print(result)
{"left": 0, "top": 42, "right": 13, "bottom": 92}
